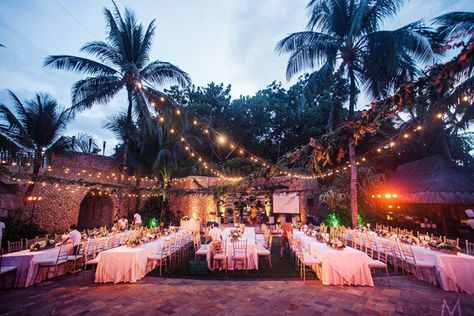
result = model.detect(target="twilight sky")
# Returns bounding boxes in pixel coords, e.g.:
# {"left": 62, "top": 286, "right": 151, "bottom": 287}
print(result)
{"left": 0, "top": 0, "right": 472, "bottom": 155}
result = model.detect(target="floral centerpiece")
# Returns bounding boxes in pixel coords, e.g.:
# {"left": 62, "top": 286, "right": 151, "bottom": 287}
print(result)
{"left": 399, "top": 234, "right": 420, "bottom": 246}
{"left": 126, "top": 235, "right": 143, "bottom": 248}
{"left": 375, "top": 229, "right": 392, "bottom": 238}
{"left": 427, "top": 240, "right": 461, "bottom": 254}
{"left": 316, "top": 232, "right": 330, "bottom": 243}
{"left": 91, "top": 230, "right": 109, "bottom": 238}
{"left": 327, "top": 237, "right": 345, "bottom": 250}
{"left": 230, "top": 228, "right": 242, "bottom": 241}
{"left": 30, "top": 239, "right": 57, "bottom": 251}
{"left": 146, "top": 233, "right": 158, "bottom": 240}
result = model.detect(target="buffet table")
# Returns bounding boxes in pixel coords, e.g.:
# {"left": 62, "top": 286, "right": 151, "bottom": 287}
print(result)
{"left": 294, "top": 231, "right": 373, "bottom": 286}
{"left": 206, "top": 227, "right": 258, "bottom": 271}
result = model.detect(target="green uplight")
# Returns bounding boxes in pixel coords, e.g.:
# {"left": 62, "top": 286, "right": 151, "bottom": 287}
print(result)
{"left": 327, "top": 213, "right": 340, "bottom": 228}
{"left": 148, "top": 217, "right": 158, "bottom": 228}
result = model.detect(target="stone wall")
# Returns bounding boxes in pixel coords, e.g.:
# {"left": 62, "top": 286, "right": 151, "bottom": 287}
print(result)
{"left": 0, "top": 152, "right": 142, "bottom": 233}
{"left": 168, "top": 176, "right": 318, "bottom": 223}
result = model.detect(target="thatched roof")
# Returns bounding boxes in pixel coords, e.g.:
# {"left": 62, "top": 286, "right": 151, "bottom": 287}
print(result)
{"left": 384, "top": 155, "right": 474, "bottom": 204}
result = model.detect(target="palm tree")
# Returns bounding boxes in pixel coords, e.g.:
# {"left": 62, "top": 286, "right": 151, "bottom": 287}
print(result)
{"left": 0, "top": 91, "right": 72, "bottom": 203}
{"left": 276, "top": 0, "right": 433, "bottom": 227}
{"left": 71, "top": 132, "right": 101, "bottom": 154}
{"left": 44, "top": 1, "right": 191, "bottom": 208}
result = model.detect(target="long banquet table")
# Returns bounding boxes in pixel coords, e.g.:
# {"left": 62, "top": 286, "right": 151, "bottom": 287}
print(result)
{"left": 206, "top": 227, "right": 258, "bottom": 271}
{"left": 2, "top": 246, "right": 61, "bottom": 288}
{"left": 94, "top": 230, "right": 186, "bottom": 284}
{"left": 349, "top": 230, "right": 474, "bottom": 294}
{"left": 294, "top": 231, "right": 374, "bottom": 286}
{"left": 1, "top": 230, "right": 138, "bottom": 288}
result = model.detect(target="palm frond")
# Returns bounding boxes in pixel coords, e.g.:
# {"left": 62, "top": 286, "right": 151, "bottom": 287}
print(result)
{"left": 43, "top": 55, "right": 118, "bottom": 76}
{"left": 433, "top": 11, "right": 474, "bottom": 42}
{"left": 140, "top": 61, "right": 191, "bottom": 87}
{"left": 69, "top": 76, "right": 123, "bottom": 114}
{"left": 80, "top": 41, "right": 122, "bottom": 66}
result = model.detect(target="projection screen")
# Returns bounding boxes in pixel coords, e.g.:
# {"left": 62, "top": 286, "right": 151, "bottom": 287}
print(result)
{"left": 272, "top": 192, "right": 300, "bottom": 214}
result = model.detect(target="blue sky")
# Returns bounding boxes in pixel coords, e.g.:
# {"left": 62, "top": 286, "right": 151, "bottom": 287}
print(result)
{"left": 0, "top": 0, "right": 473, "bottom": 155}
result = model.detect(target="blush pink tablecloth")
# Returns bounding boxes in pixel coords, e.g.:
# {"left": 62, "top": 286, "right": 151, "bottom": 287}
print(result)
{"left": 411, "top": 246, "right": 474, "bottom": 294}
{"left": 294, "top": 231, "right": 373, "bottom": 286}
{"left": 349, "top": 230, "right": 474, "bottom": 294}
{"left": 95, "top": 231, "right": 186, "bottom": 284}
{"left": 206, "top": 227, "right": 258, "bottom": 271}
{"left": 2, "top": 247, "right": 61, "bottom": 287}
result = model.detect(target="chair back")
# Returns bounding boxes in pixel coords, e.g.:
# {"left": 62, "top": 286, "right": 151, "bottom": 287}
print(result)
{"left": 232, "top": 240, "right": 247, "bottom": 257}
{"left": 293, "top": 238, "right": 303, "bottom": 259}
{"left": 56, "top": 244, "right": 71, "bottom": 263}
{"left": 161, "top": 239, "right": 170, "bottom": 257}
{"left": 398, "top": 241, "right": 416, "bottom": 265}
{"left": 25, "top": 238, "right": 36, "bottom": 249}
{"left": 390, "top": 238, "right": 404, "bottom": 259}
{"left": 8, "top": 240, "right": 23, "bottom": 253}
{"left": 466, "top": 240, "right": 474, "bottom": 255}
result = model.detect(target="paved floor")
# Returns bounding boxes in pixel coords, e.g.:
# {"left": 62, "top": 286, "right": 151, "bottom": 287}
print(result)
{"left": 0, "top": 273, "right": 472, "bottom": 316}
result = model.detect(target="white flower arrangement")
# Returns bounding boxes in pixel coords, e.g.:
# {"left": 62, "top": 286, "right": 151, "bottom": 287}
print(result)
{"left": 30, "top": 239, "right": 56, "bottom": 251}
{"left": 328, "top": 237, "right": 345, "bottom": 249}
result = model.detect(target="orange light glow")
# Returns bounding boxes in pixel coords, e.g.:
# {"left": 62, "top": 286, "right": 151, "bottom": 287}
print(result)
{"left": 385, "top": 193, "right": 392, "bottom": 199}
{"left": 377, "top": 194, "right": 382, "bottom": 198}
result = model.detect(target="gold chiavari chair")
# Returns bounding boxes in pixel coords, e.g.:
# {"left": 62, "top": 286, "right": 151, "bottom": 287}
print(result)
{"left": 366, "top": 244, "right": 391, "bottom": 285}
{"left": 257, "top": 234, "right": 272, "bottom": 268}
{"left": 294, "top": 238, "right": 321, "bottom": 281}
{"left": 398, "top": 241, "right": 436, "bottom": 285}
{"left": 466, "top": 240, "right": 474, "bottom": 255}
{"left": 24, "top": 238, "right": 36, "bottom": 250}
{"left": 232, "top": 240, "right": 248, "bottom": 273}
{"left": 34, "top": 244, "right": 71, "bottom": 284}
{"left": 147, "top": 239, "right": 170, "bottom": 276}
{"left": 7, "top": 240, "right": 23, "bottom": 253}
{"left": 212, "top": 241, "right": 228, "bottom": 274}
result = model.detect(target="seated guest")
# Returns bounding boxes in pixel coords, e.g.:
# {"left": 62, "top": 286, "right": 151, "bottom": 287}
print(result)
{"left": 208, "top": 224, "right": 222, "bottom": 242}
{"left": 133, "top": 212, "right": 142, "bottom": 229}
{"left": 118, "top": 215, "right": 129, "bottom": 231}
{"left": 62, "top": 224, "right": 81, "bottom": 255}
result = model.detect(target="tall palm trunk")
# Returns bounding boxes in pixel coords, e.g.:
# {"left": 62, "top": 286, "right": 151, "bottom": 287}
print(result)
{"left": 117, "top": 87, "right": 133, "bottom": 214}
{"left": 348, "top": 67, "right": 358, "bottom": 228}
{"left": 23, "top": 148, "right": 42, "bottom": 204}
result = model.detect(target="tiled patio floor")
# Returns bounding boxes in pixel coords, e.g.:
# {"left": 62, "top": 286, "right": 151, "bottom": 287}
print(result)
{"left": 0, "top": 273, "right": 472, "bottom": 315}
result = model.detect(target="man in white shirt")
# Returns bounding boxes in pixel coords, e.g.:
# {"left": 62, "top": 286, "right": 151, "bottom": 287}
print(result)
{"left": 133, "top": 213, "right": 142, "bottom": 230}
{"left": 62, "top": 224, "right": 81, "bottom": 255}
{"left": 118, "top": 216, "right": 129, "bottom": 231}
{"left": 0, "top": 220, "right": 5, "bottom": 248}
{"left": 208, "top": 224, "right": 222, "bottom": 242}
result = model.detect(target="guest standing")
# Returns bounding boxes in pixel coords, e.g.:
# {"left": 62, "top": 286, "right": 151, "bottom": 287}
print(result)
{"left": 208, "top": 224, "right": 223, "bottom": 242}
{"left": 62, "top": 224, "right": 81, "bottom": 255}
{"left": 280, "top": 216, "right": 293, "bottom": 259}
{"left": 133, "top": 213, "right": 142, "bottom": 230}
